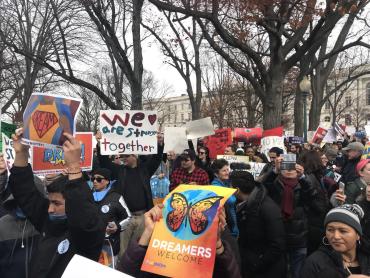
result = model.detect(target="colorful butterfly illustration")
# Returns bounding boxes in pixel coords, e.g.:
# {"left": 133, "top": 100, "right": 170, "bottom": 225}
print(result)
{"left": 166, "top": 192, "right": 223, "bottom": 235}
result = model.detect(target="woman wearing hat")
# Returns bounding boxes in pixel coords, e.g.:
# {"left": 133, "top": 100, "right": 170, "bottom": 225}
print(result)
{"left": 301, "top": 204, "right": 370, "bottom": 277}
{"left": 91, "top": 168, "right": 131, "bottom": 256}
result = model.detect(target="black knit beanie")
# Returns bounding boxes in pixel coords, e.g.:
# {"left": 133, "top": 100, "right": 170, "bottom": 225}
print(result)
{"left": 324, "top": 204, "right": 364, "bottom": 235}
{"left": 92, "top": 168, "right": 112, "bottom": 180}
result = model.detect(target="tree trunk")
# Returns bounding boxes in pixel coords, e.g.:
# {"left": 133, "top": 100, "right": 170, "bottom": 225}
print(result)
{"left": 262, "top": 88, "right": 282, "bottom": 129}
{"left": 294, "top": 86, "right": 303, "bottom": 136}
{"left": 131, "top": 0, "right": 144, "bottom": 110}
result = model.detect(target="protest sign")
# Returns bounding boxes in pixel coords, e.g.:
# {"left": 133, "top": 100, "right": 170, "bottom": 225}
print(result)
{"left": 311, "top": 126, "right": 328, "bottom": 145}
{"left": 247, "top": 162, "right": 266, "bottom": 179}
{"left": 186, "top": 117, "right": 214, "bottom": 140}
{"left": 262, "top": 126, "right": 284, "bottom": 137}
{"left": 345, "top": 126, "right": 356, "bottom": 136}
{"left": 0, "top": 121, "right": 17, "bottom": 152}
{"left": 62, "top": 255, "right": 133, "bottom": 278}
{"left": 141, "top": 184, "right": 236, "bottom": 278}
{"left": 22, "top": 93, "right": 81, "bottom": 147}
{"left": 233, "top": 127, "right": 263, "bottom": 144}
{"left": 288, "top": 136, "right": 304, "bottom": 145}
{"left": 323, "top": 128, "right": 337, "bottom": 143}
{"left": 260, "top": 136, "right": 285, "bottom": 158}
{"left": 99, "top": 110, "right": 158, "bottom": 155}
{"left": 2, "top": 133, "right": 32, "bottom": 169}
{"left": 98, "top": 239, "right": 115, "bottom": 269}
{"left": 32, "top": 132, "right": 93, "bottom": 174}
{"left": 217, "top": 154, "right": 249, "bottom": 164}
{"left": 164, "top": 127, "right": 188, "bottom": 153}
{"left": 203, "top": 128, "right": 233, "bottom": 159}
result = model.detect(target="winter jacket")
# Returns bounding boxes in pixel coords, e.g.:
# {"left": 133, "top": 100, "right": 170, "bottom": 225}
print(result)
{"left": 93, "top": 182, "right": 130, "bottom": 255}
{"left": 0, "top": 214, "right": 39, "bottom": 278}
{"left": 117, "top": 239, "right": 242, "bottom": 278}
{"left": 357, "top": 199, "right": 370, "bottom": 253}
{"left": 341, "top": 155, "right": 361, "bottom": 185}
{"left": 263, "top": 170, "right": 327, "bottom": 249}
{"left": 345, "top": 178, "right": 366, "bottom": 204}
{"left": 301, "top": 244, "right": 370, "bottom": 278}
{"left": 304, "top": 173, "right": 331, "bottom": 254}
{"left": 211, "top": 178, "right": 238, "bottom": 237}
{"left": 9, "top": 165, "right": 105, "bottom": 278}
{"left": 237, "top": 184, "right": 286, "bottom": 278}
{"left": 97, "top": 144, "right": 163, "bottom": 212}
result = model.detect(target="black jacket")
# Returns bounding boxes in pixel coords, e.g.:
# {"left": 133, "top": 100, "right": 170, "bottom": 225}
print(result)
{"left": 301, "top": 245, "right": 370, "bottom": 278}
{"left": 94, "top": 186, "right": 130, "bottom": 255}
{"left": 9, "top": 165, "right": 105, "bottom": 278}
{"left": 97, "top": 144, "right": 163, "bottom": 212}
{"left": 304, "top": 173, "right": 331, "bottom": 254}
{"left": 263, "top": 170, "right": 326, "bottom": 249}
{"left": 237, "top": 184, "right": 286, "bottom": 278}
{"left": 341, "top": 155, "right": 361, "bottom": 184}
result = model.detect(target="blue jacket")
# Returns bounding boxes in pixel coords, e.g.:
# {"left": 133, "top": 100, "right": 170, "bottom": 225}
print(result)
{"left": 211, "top": 178, "right": 239, "bottom": 237}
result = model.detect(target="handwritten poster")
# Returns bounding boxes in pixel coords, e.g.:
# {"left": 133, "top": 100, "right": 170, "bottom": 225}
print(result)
{"left": 216, "top": 154, "right": 249, "bottom": 164}
{"left": 22, "top": 93, "right": 82, "bottom": 147}
{"left": 203, "top": 128, "right": 233, "bottom": 159}
{"left": 233, "top": 127, "right": 262, "bottom": 144}
{"left": 260, "top": 136, "right": 285, "bottom": 158}
{"left": 0, "top": 121, "right": 17, "bottom": 152}
{"left": 186, "top": 117, "right": 214, "bottom": 140}
{"left": 2, "top": 133, "right": 33, "bottom": 169}
{"left": 141, "top": 185, "right": 236, "bottom": 278}
{"left": 100, "top": 110, "right": 158, "bottom": 155}
{"left": 32, "top": 132, "right": 93, "bottom": 174}
{"left": 247, "top": 162, "right": 266, "bottom": 179}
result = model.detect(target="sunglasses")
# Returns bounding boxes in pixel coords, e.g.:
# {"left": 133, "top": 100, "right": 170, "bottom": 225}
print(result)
{"left": 198, "top": 151, "right": 206, "bottom": 155}
{"left": 91, "top": 177, "right": 105, "bottom": 182}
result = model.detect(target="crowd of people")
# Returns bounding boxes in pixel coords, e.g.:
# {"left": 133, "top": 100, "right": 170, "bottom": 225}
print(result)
{"left": 2, "top": 129, "right": 370, "bottom": 278}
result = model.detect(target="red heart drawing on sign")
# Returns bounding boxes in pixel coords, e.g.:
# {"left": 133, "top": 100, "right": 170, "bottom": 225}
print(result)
{"left": 32, "top": 110, "right": 58, "bottom": 138}
{"left": 148, "top": 114, "right": 157, "bottom": 125}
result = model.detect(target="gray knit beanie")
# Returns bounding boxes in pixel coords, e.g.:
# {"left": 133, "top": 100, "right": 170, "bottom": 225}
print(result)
{"left": 324, "top": 204, "right": 364, "bottom": 235}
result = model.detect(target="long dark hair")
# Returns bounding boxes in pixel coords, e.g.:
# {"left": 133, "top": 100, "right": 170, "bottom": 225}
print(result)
{"left": 299, "top": 150, "right": 324, "bottom": 177}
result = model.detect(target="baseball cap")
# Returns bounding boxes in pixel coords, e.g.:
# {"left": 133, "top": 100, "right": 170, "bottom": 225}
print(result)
{"left": 180, "top": 149, "right": 196, "bottom": 161}
{"left": 342, "top": 142, "right": 364, "bottom": 152}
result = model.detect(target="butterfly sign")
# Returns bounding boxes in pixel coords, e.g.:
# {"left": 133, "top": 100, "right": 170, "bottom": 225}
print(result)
{"left": 141, "top": 184, "right": 236, "bottom": 278}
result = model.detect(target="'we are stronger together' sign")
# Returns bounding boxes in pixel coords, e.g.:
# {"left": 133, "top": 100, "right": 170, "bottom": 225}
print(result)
{"left": 99, "top": 110, "right": 158, "bottom": 155}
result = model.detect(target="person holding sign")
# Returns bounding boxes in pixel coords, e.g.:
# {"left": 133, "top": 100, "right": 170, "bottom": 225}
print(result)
{"left": 8, "top": 129, "right": 105, "bottom": 278}
{"left": 263, "top": 156, "right": 327, "bottom": 278}
{"left": 95, "top": 131, "right": 164, "bottom": 257}
{"left": 117, "top": 204, "right": 241, "bottom": 278}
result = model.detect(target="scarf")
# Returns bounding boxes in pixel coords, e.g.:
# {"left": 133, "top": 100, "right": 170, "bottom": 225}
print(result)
{"left": 93, "top": 184, "right": 112, "bottom": 202}
{"left": 280, "top": 176, "right": 299, "bottom": 220}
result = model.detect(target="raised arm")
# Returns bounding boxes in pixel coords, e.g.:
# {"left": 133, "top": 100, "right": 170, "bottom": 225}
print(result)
{"left": 63, "top": 132, "right": 105, "bottom": 261}
{"left": 8, "top": 129, "right": 48, "bottom": 231}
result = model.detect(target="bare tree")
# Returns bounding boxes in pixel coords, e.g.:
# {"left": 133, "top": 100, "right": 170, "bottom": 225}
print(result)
{"left": 142, "top": 11, "right": 204, "bottom": 119}
{"left": 147, "top": 0, "right": 370, "bottom": 129}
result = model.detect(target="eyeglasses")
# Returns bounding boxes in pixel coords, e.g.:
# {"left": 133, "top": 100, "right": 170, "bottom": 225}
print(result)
{"left": 198, "top": 152, "right": 206, "bottom": 155}
{"left": 91, "top": 177, "right": 105, "bottom": 182}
